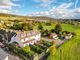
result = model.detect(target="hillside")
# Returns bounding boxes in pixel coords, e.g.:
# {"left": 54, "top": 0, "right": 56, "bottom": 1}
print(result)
{"left": 47, "top": 24, "right": 80, "bottom": 60}
{"left": 0, "top": 13, "right": 80, "bottom": 21}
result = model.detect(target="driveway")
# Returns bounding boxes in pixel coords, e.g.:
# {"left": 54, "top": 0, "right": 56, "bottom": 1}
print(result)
{"left": 41, "top": 37, "right": 64, "bottom": 45}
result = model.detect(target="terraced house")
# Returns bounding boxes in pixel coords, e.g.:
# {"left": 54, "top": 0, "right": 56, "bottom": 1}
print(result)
{"left": 10, "top": 30, "right": 41, "bottom": 47}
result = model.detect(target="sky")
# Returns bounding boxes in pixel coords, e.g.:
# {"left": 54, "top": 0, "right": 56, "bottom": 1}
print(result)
{"left": 0, "top": 0, "right": 80, "bottom": 19}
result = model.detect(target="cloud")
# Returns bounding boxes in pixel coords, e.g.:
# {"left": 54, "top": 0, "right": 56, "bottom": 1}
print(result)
{"left": 29, "top": 11, "right": 50, "bottom": 16}
{"left": 57, "top": 2, "right": 73, "bottom": 9}
{"left": 28, "top": 2, "right": 80, "bottom": 19}
{"left": 0, "top": 8, "right": 19, "bottom": 14}
{"left": 0, "top": 6, "right": 12, "bottom": 9}
{"left": 0, "top": 0, "right": 20, "bottom": 13}
{"left": 33, "top": 0, "right": 56, "bottom": 8}
{"left": 0, "top": 0, "right": 19, "bottom": 7}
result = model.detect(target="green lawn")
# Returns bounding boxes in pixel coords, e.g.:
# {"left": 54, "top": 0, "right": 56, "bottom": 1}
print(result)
{"left": 34, "top": 23, "right": 56, "bottom": 30}
{"left": 46, "top": 23, "right": 80, "bottom": 60}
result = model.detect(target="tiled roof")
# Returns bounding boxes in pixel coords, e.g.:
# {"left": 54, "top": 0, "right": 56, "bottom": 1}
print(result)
{"left": 13, "top": 30, "right": 40, "bottom": 39}
{"left": 20, "top": 33, "right": 39, "bottom": 39}
{"left": 14, "top": 30, "right": 40, "bottom": 35}
{"left": 23, "top": 39, "right": 34, "bottom": 44}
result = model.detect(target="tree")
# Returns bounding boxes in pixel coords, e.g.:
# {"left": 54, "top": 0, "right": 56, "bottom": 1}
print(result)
{"left": 51, "top": 29, "right": 55, "bottom": 33}
{"left": 11, "top": 22, "right": 23, "bottom": 30}
{"left": 54, "top": 24, "right": 62, "bottom": 34}
{"left": 41, "top": 29, "right": 50, "bottom": 37}
{"left": 71, "top": 32, "right": 76, "bottom": 37}
{"left": 46, "top": 22, "right": 51, "bottom": 26}
{"left": 22, "top": 46, "right": 31, "bottom": 53}
{"left": 10, "top": 22, "right": 33, "bottom": 31}
{"left": 38, "top": 24, "right": 43, "bottom": 30}
{"left": 27, "top": 23, "right": 33, "bottom": 30}
{"left": 22, "top": 23, "right": 29, "bottom": 31}
{"left": 47, "top": 45, "right": 56, "bottom": 60}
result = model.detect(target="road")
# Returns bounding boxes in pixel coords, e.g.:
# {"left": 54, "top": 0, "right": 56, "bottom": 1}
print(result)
{"left": 0, "top": 48, "right": 21, "bottom": 60}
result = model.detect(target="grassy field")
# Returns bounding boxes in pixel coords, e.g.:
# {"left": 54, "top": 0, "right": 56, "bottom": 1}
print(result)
{"left": 46, "top": 23, "right": 80, "bottom": 60}
{"left": 34, "top": 23, "right": 80, "bottom": 60}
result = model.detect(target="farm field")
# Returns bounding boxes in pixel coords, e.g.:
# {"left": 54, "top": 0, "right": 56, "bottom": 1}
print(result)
{"left": 46, "top": 23, "right": 80, "bottom": 60}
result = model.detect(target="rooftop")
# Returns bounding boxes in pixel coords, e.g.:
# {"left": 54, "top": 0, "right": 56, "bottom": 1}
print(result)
{"left": 13, "top": 30, "right": 40, "bottom": 39}
{"left": 23, "top": 39, "right": 34, "bottom": 44}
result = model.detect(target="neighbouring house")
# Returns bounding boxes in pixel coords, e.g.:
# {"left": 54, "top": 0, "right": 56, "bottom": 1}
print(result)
{"left": 10, "top": 30, "right": 41, "bottom": 47}
{"left": 49, "top": 33, "right": 58, "bottom": 40}
{"left": 65, "top": 33, "right": 72, "bottom": 40}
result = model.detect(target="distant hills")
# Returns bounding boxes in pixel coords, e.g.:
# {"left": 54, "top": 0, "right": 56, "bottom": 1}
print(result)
{"left": 0, "top": 13, "right": 25, "bottom": 17}
{"left": 0, "top": 13, "right": 80, "bottom": 21}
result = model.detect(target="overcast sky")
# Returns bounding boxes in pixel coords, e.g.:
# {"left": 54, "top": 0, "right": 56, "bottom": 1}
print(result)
{"left": 0, "top": 0, "right": 80, "bottom": 19}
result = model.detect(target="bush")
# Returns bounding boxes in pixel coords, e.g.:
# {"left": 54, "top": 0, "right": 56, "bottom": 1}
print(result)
{"left": 30, "top": 45, "right": 44, "bottom": 54}
{"left": 22, "top": 46, "right": 31, "bottom": 53}
{"left": 38, "top": 24, "right": 43, "bottom": 30}
{"left": 46, "top": 23, "right": 51, "bottom": 26}
{"left": 41, "top": 29, "right": 50, "bottom": 37}
{"left": 50, "top": 29, "right": 55, "bottom": 33}
{"left": 40, "top": 40, "right": 53, "bottom": 47}
{"left": 71, "top": 32, "right": 77, "bottom": 37}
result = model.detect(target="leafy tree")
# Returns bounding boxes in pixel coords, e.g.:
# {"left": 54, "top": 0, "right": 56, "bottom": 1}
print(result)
{"left": 50, "top": 29, "right": 55, "bottom": 33}
{"left": 71, "top": 32, "right": 76, "bottom": 37}
{"left": 22, "top": 46, "right": 31, "bottom": 53}
{"left": 11, "top": 22, "right": 23, "bottom": 30}
{"left": 27, "top": 23, "right": 33, "bottom": 30}
{"left": 46, "top": 22, "right": 51, "bottom": 26}
{"left": 41, "top": 29, "right": 50, "bottom": 37}
{"left": 22, "top": 23, "right": 29, "bottom": 31}
{"left": 31, "top": 45, "right": 44, "bottom": 54}
{"left": 10, "top": 22, "right": 33, "bottom": 31}
{"left": 47, "top": 45, "right": 56, "bottom": 60}
{"left": 54, "top": 24, "right": 62, "bottom": 34}
{"left": 49, "top": 45, "right": 56, "bottom": 55}
{"left": 38, "top": 24, "right": 43, "bottom": 30}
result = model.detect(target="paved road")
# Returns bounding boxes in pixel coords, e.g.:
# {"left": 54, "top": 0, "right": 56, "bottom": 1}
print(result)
{"left": 0, "top": 48, "right": 21, "bottom": 60}
{"left": 8, "top": 54, "right": 22, "bottom": 60}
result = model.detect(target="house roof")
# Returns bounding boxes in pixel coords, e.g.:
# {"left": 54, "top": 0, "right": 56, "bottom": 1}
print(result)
{"left": 66, "top": 33, "right": 72, "bottom": 36}
{"left": 50, "top": 33, "right": 57, "bottom": 36}
{"left": 14, "top": 30, "right": 40, "bottom": 34}
{"left": 23, "top": 39, "right": 34, "bottom": 44}
{"left": 20, "top": 33, "right": 39, "bottom": 39}
{"left": 13, "top": 30, "right": 40, "bottom": 39}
